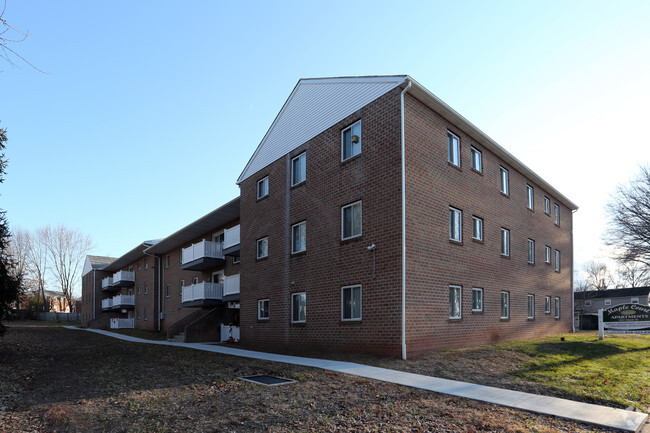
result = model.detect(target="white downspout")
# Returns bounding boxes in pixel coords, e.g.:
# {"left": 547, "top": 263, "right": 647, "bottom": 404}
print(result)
{"left": 400, "top": 79, "right": 412, "bottom": 360}
{"left": 92, "top": 270, "right": 96, "bottom": 320}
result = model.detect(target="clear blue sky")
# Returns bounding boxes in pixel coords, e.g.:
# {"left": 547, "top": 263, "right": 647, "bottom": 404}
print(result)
{"left": 2, "top": 0, "right": 649, "bottom": 293}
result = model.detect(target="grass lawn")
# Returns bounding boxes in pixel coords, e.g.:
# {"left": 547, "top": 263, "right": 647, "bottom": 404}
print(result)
{"left": 495, "top": 332, "right": 650, "bottom": 411}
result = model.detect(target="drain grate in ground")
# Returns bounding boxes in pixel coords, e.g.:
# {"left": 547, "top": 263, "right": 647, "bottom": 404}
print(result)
{"left": 238, "top": 375, "right": 296, "bottom": 386}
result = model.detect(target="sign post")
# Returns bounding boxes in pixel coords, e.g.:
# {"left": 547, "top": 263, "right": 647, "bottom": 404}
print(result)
{"left": 598, "top": 304, "right": 650, "bottom": 338}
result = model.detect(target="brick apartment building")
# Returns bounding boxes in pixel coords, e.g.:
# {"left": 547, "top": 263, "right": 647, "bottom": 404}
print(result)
{"left": 237, "top": 76, "right": 577, "bottom": 358}
{"left": 82, "top": 75, "right": 576, "bottom": 358}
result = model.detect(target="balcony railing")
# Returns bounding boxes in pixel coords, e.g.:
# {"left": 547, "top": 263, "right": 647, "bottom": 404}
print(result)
{"left": 101, "top": 277, "right": 113, "bottom": 289}
{"left": 224, "top": 274, "right": 240, "bottom": 296}
{"left": 110, "top": 318, "right": 134, "bottom": 329}
{"left": 182, "top": 282, "right": 223, "bottom": 303}
{"left": 181, "top": 240, "right": 224, "bottom": 265}
{"left": 102, "top": 298, "right": 113, "bottom": 310}
{"left": 112, "top": 270, "right": 135, "bottom": 286}
{"left": 112, "top": 294, "right": 135, "bottom": 307}
{"left": 224, "top": 225, "right": 240, "bottom": 249}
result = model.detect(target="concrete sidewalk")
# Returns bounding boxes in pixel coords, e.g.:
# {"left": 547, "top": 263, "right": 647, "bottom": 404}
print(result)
{"left": 67, "top": 327, "right": 649, "bottom": 432}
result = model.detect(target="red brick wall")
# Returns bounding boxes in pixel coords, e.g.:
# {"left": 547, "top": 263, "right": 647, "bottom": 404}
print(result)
{"left": 81, "top": 269, "right": 112, "bottom": 326}
{"left": 403, "top": 93, "right": 573, "bottom": 357}
{"left": 240, "top": 88, "right": 405, "bottom": 356}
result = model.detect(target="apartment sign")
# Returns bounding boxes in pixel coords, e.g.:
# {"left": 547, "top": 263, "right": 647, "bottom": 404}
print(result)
{"left": 602, "top": 304, "right": 650, "bottom": 335}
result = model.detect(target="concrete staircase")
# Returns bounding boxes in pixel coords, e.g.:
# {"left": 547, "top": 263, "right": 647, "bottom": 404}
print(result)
{"left": 168, "top": 331, "right": 185, "bottom": 343}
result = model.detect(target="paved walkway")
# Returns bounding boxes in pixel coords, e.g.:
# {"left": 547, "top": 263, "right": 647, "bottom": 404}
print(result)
{"left": 66, "top": 327, "right": 648, "bottom": 432}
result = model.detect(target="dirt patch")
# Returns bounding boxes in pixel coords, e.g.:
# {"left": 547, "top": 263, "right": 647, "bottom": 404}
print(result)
{"left": 0, "top": 325, "right": 625, "bottom": 432}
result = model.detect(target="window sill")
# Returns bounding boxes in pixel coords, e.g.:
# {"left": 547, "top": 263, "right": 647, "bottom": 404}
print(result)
{"left": 256, "top": 194, "right": 269, "bottom": 203}
{"left": 501, "top": 192, "right": 510, "bottom": 198}
{"left": 471, "top": 238, "right": 484, "bottom": 244}
{"left": 341, "top": 153, "right": 362, "bottom": 165}
{"left": 257, "top": 318, "right": 270, "bottom": 323}
{"left": 255, "top": 256, "right": 268, "bottom": 262}
{"left": 447, "top": 161, "right": 462, "bottom": 171}
{"left": 471, "top": 310, "right": 484, "bottom": 314}
{"left": 527, "top": 208, "right": 535, "bottom": 213}
{"left": 448, "top": 318, "right": 463, "bottom": 322}
{"left": 527, "top": 318, "right": 535, "bottom": 321}
{"left": 449, "top": 239, "right": 463, "bottom": 246}
{"left": 291, "top": 250, "right": 307, "bottom": 258}
{"left": 528, "top": 262, "right": 535, "bottom": 266}
{"left": 500, "top": 318, "right": 510, "bottom": 322}
{"left": 501, "top": 254, "right": 510, "bottom": 259}
{"left": 341, "top": 235, "right": 362, "bottom": 244}
{"left": 291, "top": 180, "right": 306, "bottom": 190}
{"left": 340, "top": 319, "right": 362, "bottom": 325}
{"left": 290, "top": 322, "right": 307, "bottom": 327}
{"left": 471, "top": 168, "right": 483, "bottom": 176}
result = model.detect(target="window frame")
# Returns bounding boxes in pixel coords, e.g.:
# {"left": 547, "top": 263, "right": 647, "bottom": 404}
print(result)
{"left": 555, "top": 250, "right": 561, "bottom": 272}
{"left": 545, "top": 296, "right": 551, "bottom": 314}
{"left": 165, "top": 283, "right": 170, "bottom": 298}
{"left": 500, "top": 166, "right": 509, "bottom": 195}
{"left": 341, "top": 201, "right": 363, "bottom": 240}
{"left": 165, "top": 254, "right": 170, "bottom": 269}
{"left": 472, "top": 216, "right": 483, "bottom": 241}
{"left": 544, "top": 196, "right": 551, "bottom": 215}
{"left": 449, "top": 285, "right": 462, "bottom": 319}
{"left": 256, "top": 237, "right": 268, "bottom": 259}
{"left": 144, "top": 282, "right": 148, "bottom": 295}
{"left": 341, "top": 285, "right": 362, "bottom": 321}
{"left": 291, "top": 292, "right": 306, "bottom": 323}
{"left": 291, "top": 152, "right": 306, "bottom": 186}
{"left": 604, "top": 299, "right": 612, "bottom": 306}
{"left": 341, "top": 120, "right": 362, "bottom": 161}
{"left": 526, "top": 184, "right": 534, "bottom": 210}
{"left": 501, "top": 228, "right": 510, "bottom": 257}
{"left": 257, "top": 176, "right": 269, "bottom": 199}
{"left": 291, "top": 221, "right": 306, "bottom": 254}
{"left": 528, "top": 239, "right": 535, "bottom": 264}
{"left": 554, "top": 297, "right": 561, "bottom": 319}
{"left": 527, "top": 294, "right": 535, "bottom": 319}
{"left": 470, "top": 146, "right": 482, "bottom": 172}
{"left": 447, "top": 131, "right": 460, "bottom": 167}
{"left": 500, "top": 291, "right": 510, "bottom": 319}
{"left": 545, "top": 245, "right": 551, "bottom": 264}
{"left": 554, "top": 203, "right": 560, "bottom": 225}
{"left": 258, "top": 299, "right": 269, "bottom": 320}
{"left": 179, "top": 279, "right": 184, "bottom": 295}
{"left": 631, "top": 297, "right": 640, "bottom": 304}
{"left": 449, "top": 207, "right": 463, "bottom": 243}
{"left": 472, "top": 287, "right": 483, "bottom": 312}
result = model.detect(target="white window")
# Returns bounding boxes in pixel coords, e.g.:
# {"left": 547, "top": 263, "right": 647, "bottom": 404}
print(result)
{"left": 554, "top": 297, "right": 561, "bottom": 318}
{"left": 291, "top": 152, "right": 306, "bottom": 186}
{"left": 144, "top": 282, "right": 148, "bottom": 295}
{"left": 472, "top": 288, "right": 483, "bottom": 312}
{"left": 257, "top": 176, "right": 269, "bottom": 199}
{"left": 144, "top": 258, "right": 148, "bottom": 269}
{"left": 137, "top": 285, "right": 141, "bottom": 295}
{"left": 472, "top": 216, "right": 483, "bottom": 241}
{"left": 342, "top": 121, "right": 361, "bottom": 161}
{"left": 144, "top": 308, "right": 148, "bottom": 321}
{"left": 449, "top": 285, "right": 462, "bottom": 319}
{"left": 501, "top": 291, "right": 510, "bottom": 319}
{"left": 179, "top": 279, "right": 184, "bottom": 295}
{"left": 500, "top": 166, "right": 509, "bottom": 195}
{"left": 554, "top": 204, "right": 560, "bottom": 225}
{"left": 470, "top": 146, "right": 482, "bottom": 172}
{"left": 192, "top": 277, "right": 198, "bottom": 285}
{"left": 527, "top": 185, "right": 534, "bottom": 210}
{"left": 341, "top": 285, "right": 362, "bottom": 321}
{"left": 449, "top": 207, "right": 462, "bottom": 242}
{"left": 256, "top": 237, "right": 268, "bottom": 259}
{"left": 604, "top": 299, "right": 612, "bottom": 306}
{"left": 291, "top": 292, "right": 306, "bottom": 323}
{"left": 447, "top": 131, "right": 460, "bottom": 167}
{"left": 292, "top": 222, "right": 306, "bottom": 254}
{"left": 232, "top": 256, "right": 240, "bottom": 264}
{"left": 527, "top": 294, "right": 535, "bottom": 319}
{"left": 258, "top": 299, "right": 269, "bottom": 320}
{"left": 631, "top": 297, "right": 640, "bottom": 304}
{"left": 341, "top": 201, "right": 362, "bottom": 240}
{"left": 501, "top": 228, "right": 510, "bottom": 256}
{"left": 555, "top": 250, "right": 561, "bottom": 272}
{"left": 545, "top": 246, "right": 551, "bottom": 264}
{"left": 165, "top": 255, "right": 170, "bottom": 268}
{"left": 165, "top": 284, "right": 170, "bottom": 298}
{"left": 545, "top": 296, "right": 551, "bottom": 314}
{"left": 544, "top": 196, "right": 551, "bottom": 215}
{"left": 528, "top": 239, "right": 535, "bottom": 264}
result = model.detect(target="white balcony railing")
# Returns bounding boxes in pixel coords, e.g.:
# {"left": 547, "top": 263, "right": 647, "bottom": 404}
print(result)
{"left": 224, "top": 274, "right": 240, "bottom": 296}
{"left": 102, "top": 298, "right": 113, "bottom": 310}
{"left": 110, "top": 318, "right": 134, "bottom": 329}
{"left": 112, "top": 270, "right": 135, "bottom": 285}
{"left": 112, "top": 294, "right": 135, "bottom": 307}
{"left": 224, "top": 225, "right": 240, "bottom": 249}
{"left": 101, "top": 277, "right": 113, "bottom": 289}
{"left": 182, "top": 282, "right": 223, "bottom": 303}
{"left": 181, "top": 240, "right": 224, "bottom": 264}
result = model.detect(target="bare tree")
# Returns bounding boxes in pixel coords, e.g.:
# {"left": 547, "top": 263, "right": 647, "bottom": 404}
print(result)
{"left": 25, "top": 228, "right": 48, "bottom": 311}
{"left": 615, "top": 262, "right": 650, "bottom": 288}
{"left": 0, "top": 0, "right": 44, "bottom": 72}
{"left": 606, "top": 165, "right": 650, "bottom": 268}
{"left": 7, "top": 226, "right": 28, "bottom": 281}
{"left": 42, "top": 225, "right": 93, "bottom": 313}
{"left": 583, "top": 261, "right": 613, "bottom": 291}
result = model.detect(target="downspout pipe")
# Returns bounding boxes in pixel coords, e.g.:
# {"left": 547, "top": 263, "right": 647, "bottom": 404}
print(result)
{"left": 400, "top": 79, "right": 412, "bottom": 360}
{"left": 571, "top": 209, "right": 577, "bottom": 333}
{"left": 92, "top": 270, "right": 96, "bottom": 320}
{"left": 143, "top": 250, "right": 162, "bottom": 332}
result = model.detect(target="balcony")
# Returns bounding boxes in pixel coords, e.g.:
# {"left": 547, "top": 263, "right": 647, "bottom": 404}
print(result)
{"left": 223, "top": 225, "right": 240, "bottom": 257}
{"left": 223, "top": 274, "right": 240, "bottom": 301}
{"left": 181, "top": 240, "right": 225, "bottom": 271}
{"left": 101, "top": 294, "right": 135, "bottom": 311}
{"left": 111, "top": 270, "right": 135, "bottom": 287}
{"left": 110, "top": 318, "right": 134, "bottom": 329}
{"left": 181, "top": 282, "right": 223, "bottom": 308}
{"left": 101, "top": 277, "right": 119, "bottom": 293}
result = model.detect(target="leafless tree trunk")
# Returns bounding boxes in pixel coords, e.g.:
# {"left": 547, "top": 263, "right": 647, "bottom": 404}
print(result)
{"left": 25, "top": 228, "right": 48, "bottom": 311}
{"left": 606, "top": 165, "right": 650, "bottom": 269}
{"left": 7, "top": 226, "right": 27, "bottom": 281}
{"left": 42, "top": 225, "right": 94, "bottom": 314}
{"left": 583, "top": 261, "right": 613, "bottom": 291}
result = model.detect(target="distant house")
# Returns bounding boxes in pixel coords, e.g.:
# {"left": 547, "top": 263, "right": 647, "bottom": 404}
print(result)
{"left": 574, "top": 287, "right": 650, "bottom": 329}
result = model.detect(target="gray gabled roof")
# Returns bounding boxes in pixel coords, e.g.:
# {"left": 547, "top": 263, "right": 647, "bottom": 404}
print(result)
{"left": 87, "top": 255, "right": 117, "bottom": 269}
{"left": 144, "top": 197, "right": 240, "bottom": 255}
{"left": 103, "top": 240, "right": 161, "bottom": 272}
{"left": 575, "top": 287, "right": 650, "bottom": 300}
